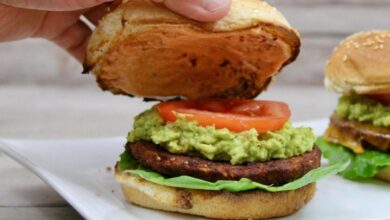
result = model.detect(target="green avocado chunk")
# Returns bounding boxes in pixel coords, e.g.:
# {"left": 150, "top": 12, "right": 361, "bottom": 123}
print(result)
{"left": 128, "top": 107, "right": 315, "bottom": 165}
{"left": 337, "top": 94, "right": 390, "bottom": 127}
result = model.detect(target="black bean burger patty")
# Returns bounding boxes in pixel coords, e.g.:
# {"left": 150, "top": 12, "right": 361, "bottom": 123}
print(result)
{"left": 126, "top": 141, "right": 321, "bottom": 186}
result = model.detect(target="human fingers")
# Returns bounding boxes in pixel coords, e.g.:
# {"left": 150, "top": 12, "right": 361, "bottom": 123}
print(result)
{"left": 51, "top": 20, "right": 90, "bottom": 62}
{"left": 151, "top": 0, "right": 231, "bottom": 22}
{"left": 0, "top": 0, "right": 113, "bottom": 11}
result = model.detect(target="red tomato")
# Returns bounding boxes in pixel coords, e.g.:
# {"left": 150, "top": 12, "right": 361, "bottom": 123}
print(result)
{"left": 156, "top": 99, "right": 291, "bottom": 133}
{"left": 368, "top": 94, "right": 390, "bottom": 105}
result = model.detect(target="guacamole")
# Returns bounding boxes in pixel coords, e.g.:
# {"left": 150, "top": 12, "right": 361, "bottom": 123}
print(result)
{"left": 337, "top": 95, "right": 390, "bottom": 128}
{"left": 128, "top": 108, "right": 315, "bottom": 165}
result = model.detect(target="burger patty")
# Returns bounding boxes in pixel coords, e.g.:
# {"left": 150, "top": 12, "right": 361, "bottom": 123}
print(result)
{"left": 126, "top": 141, "right": 321, "bottom": 186}
{"left": 329, "top": 113, "right": 390, "bottom": 152}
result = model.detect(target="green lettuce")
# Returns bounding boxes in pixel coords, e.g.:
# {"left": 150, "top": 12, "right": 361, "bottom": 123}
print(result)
{"left": 316, "top": 137, "right": 390, "bottom": 180}
{"left": 118, "top": 151, "right": 348, "bottom": 193}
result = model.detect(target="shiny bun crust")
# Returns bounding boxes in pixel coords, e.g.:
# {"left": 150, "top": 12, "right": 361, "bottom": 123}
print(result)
{"left": 85, "top": 0, "right": 300, "bottom": 99}
{"left": 376, "top": 166, "right": 390, "bottom": 183}
{"left": 115, "top": 172, "right": 316, "bottom": 219}
{"left": 325, "top": 31, "right": 390, "bottom": 95}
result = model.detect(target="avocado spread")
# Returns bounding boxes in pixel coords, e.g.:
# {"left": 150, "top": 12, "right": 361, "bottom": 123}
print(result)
{"left": 128, "top": 107, "right": 315, "bottom": 165}
{"left": 337, "top": 95, "right": 390, "bottom": 128}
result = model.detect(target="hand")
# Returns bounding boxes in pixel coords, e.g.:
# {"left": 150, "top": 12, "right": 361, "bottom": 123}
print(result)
{"left": 0, "top": 0, "right": 231, "bottom": 62}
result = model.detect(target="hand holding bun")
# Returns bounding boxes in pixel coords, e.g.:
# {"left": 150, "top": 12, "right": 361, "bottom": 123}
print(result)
{"left": 85, "top": 0, "right": 300, "bottom": 99}
{"left": 150, "top": 0, "right": 232, "bottom": 22}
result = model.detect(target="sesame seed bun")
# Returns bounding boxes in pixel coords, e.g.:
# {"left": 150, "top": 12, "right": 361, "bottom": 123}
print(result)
{"left": 85, "top": 0, "right": 300, "bottom": 99}
{"left": 325, "top": 31, "right": 390, "bottom": 95}
{"left": 115, "top": 172, "right": 316, "bottom": 219}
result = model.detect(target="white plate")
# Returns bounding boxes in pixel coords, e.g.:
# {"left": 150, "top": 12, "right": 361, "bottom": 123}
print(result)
{"left": 0, "top": 119, "right": 389, "bottom": 220}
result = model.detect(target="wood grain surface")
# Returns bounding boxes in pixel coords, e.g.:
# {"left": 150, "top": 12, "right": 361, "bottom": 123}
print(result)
{"left": 0, "top": 1, "right": 389, "bottom": 219}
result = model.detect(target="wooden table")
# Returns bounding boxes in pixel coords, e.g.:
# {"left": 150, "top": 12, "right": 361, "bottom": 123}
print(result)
{"left": 1, "top": 1, "right": 389, "bottom": 219}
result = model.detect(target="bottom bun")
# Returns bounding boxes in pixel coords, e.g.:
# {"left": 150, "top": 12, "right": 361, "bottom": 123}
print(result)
{"left": 116, "top": 172, "right": 316, "bottom": 219}
{"left": 376, "top": 166, "right": 390, "bottom": 183}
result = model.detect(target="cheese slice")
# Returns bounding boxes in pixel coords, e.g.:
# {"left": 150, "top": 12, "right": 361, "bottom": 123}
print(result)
{"left": 324, "top": 123, "right": 365, "bottom": 154}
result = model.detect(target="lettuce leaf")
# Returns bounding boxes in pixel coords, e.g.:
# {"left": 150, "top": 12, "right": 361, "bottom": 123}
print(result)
{"left": 118, "top": 151, "right": 138, "bottom": 170}
{"left": 118, "top": 151, "right": 348, "bottom": 192}
{"left": 316, "top": 137, "right": 390, "bottom": 180}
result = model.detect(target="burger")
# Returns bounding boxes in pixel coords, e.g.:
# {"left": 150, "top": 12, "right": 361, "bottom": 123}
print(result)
{"left": 317, "top": 31, "right": 390, "bottom": 182}
{"left": 85, "top": 0, "right": 346, "bottom": 219}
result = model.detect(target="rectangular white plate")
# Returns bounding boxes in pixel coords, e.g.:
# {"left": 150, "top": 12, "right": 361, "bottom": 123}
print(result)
{"left": 0, "top": 119, "right": 389, "bottom": 220}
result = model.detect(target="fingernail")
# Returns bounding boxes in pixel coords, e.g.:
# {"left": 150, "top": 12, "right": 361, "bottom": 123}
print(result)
{"left": 201, "top": 0, "right": 229, "bottom": 12}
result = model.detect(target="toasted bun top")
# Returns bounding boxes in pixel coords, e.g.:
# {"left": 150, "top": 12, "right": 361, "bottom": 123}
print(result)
{"left": 85, "top": 0, "right": 300, "bottom": 99}
{"left": 325, "top": 31, "right": 390, "bottom": 95}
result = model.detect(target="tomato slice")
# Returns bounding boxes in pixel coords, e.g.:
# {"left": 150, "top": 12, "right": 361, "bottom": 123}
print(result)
{"left": 368, "top": 94, "right": 390, "bottom": 105}
{"left": 156, "top": 99, "right": 291, "bottom": 133}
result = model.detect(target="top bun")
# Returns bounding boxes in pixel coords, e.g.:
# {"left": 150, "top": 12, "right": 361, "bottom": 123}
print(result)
{"left": 325, "top": 31, "right": 390, "bottom": 95}
{"left": 85, "top": 0, "right": 300, "bottom": 99}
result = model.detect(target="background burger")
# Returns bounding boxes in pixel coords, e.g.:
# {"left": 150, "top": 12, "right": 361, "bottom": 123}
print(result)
{"left": 317, "top": 30, "right": 390, "bottom": 182}
{"left": 85, "top": 0, "right": 347, "bottom": 219}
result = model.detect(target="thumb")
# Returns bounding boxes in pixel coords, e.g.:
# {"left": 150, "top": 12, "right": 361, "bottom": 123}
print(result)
{"left": 152, "top": 0, "right": 231, "bottom": 22}
{"left": 0, "top": 0, "right": 114, "bottom": 11}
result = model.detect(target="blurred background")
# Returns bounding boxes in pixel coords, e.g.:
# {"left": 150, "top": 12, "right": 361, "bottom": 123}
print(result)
{"left": 1, "top": 0, "right": 390, "bottom": 138}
